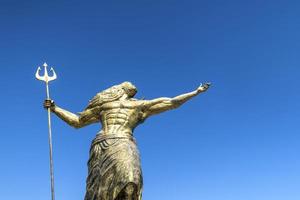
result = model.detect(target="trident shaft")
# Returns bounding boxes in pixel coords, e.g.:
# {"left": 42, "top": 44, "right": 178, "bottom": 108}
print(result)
{"left": 35, "top": 63, "right": 57, "bottom": 200}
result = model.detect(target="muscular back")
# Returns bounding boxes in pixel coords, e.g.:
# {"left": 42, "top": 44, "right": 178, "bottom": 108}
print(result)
{"left": 99, "top": 100, "right": 144, "bottom": 136}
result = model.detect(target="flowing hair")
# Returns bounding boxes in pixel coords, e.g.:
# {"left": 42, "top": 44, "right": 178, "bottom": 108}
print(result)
{"left": 85, "top": 82, "right": 137, "bottom": 110}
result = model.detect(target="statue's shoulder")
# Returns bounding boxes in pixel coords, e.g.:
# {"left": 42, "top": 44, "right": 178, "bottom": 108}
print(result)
{"left": 128, "top": 98, "right": 148, "bottom": 108}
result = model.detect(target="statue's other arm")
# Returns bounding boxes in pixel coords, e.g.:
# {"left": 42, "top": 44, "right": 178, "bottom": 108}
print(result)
{"left": 44, "top": 100, "right": 99, "bottom": 129}
{"left": 142, "top": 83, "right": 210, "bottom": 118}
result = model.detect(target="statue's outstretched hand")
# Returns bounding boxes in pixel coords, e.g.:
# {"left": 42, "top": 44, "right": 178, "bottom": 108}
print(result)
{"left": 197, "top": 82, "right": 211, "bottom": 93}
{"left": 44, "top": 99, "right": 55, "bottom": 111}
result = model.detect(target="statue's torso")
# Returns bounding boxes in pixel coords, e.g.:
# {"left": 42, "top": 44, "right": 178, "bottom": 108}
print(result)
{"left": 99, "top": 100, "right": 144, "bottom": 136}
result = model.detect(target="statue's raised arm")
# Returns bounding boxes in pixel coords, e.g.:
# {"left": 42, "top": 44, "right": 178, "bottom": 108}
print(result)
{"left": 44, "top": 100, "right": 100, "bottom": 129}
{"left": 141, "top": 83, "right": 210, "bottom": 118}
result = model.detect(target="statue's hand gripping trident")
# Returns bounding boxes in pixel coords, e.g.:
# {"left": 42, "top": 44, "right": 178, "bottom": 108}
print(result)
{"left": 35, "top": 63, "right": 57, "bottom": 200}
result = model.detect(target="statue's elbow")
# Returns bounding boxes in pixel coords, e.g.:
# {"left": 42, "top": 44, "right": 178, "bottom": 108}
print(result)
{"left": 71, "top": 121, "right": 83, "bottom": 129}
{"left": 75, "top": 123, "right": 86, "bottom": 129}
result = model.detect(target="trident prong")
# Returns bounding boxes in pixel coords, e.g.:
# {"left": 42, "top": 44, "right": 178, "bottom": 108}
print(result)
{"left": 35, "top": 63, "right": 57, "bottom": 83}
{"left": 35, "top": 62, "right": 57, "bottom": 200}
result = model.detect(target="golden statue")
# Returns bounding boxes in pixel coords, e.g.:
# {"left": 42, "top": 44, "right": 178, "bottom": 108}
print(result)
{"left": 44, "top": 81, "right": 210, "bottom": 200}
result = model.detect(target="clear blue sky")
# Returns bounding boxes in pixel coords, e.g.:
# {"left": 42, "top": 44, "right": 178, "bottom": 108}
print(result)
{"left": 0, "top": 1, "right": 299, "bottom": 200}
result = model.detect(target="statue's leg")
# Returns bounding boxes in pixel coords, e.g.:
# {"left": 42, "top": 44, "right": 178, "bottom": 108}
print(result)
{"left": 116, "top": 183, "right": 137, "bottom": 200}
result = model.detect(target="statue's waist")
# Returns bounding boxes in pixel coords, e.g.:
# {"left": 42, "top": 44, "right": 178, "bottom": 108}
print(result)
{"left": 98, "top": 129, "right": 133, "bottom": 136}
{"left": 92, "top": 131, "right": 135, "bottom": 146}
{"left": 100, "top": 125, "right": 133, "bottom": 135}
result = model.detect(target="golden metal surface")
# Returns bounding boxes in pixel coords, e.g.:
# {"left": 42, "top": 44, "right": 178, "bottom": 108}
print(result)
{"left": 48, "top": 81, "right": 210, "bottom": 200}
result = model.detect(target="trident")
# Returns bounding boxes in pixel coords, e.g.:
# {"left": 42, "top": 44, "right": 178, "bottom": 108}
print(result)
{"left": 35, "top": 63, "right": 57, "bottom": 200}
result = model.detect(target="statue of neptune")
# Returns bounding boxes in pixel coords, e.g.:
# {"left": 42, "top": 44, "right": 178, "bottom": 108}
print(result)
{"left": 44, "top": 81, "right": 210, "bottom": 200}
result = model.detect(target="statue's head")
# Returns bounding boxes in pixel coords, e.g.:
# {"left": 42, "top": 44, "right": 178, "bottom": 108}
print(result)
{"left": 120, "top": 81, "right": 137, "bottom": 98}
{"left": 85, "top": 81, "right": 138, "bottom": 110}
